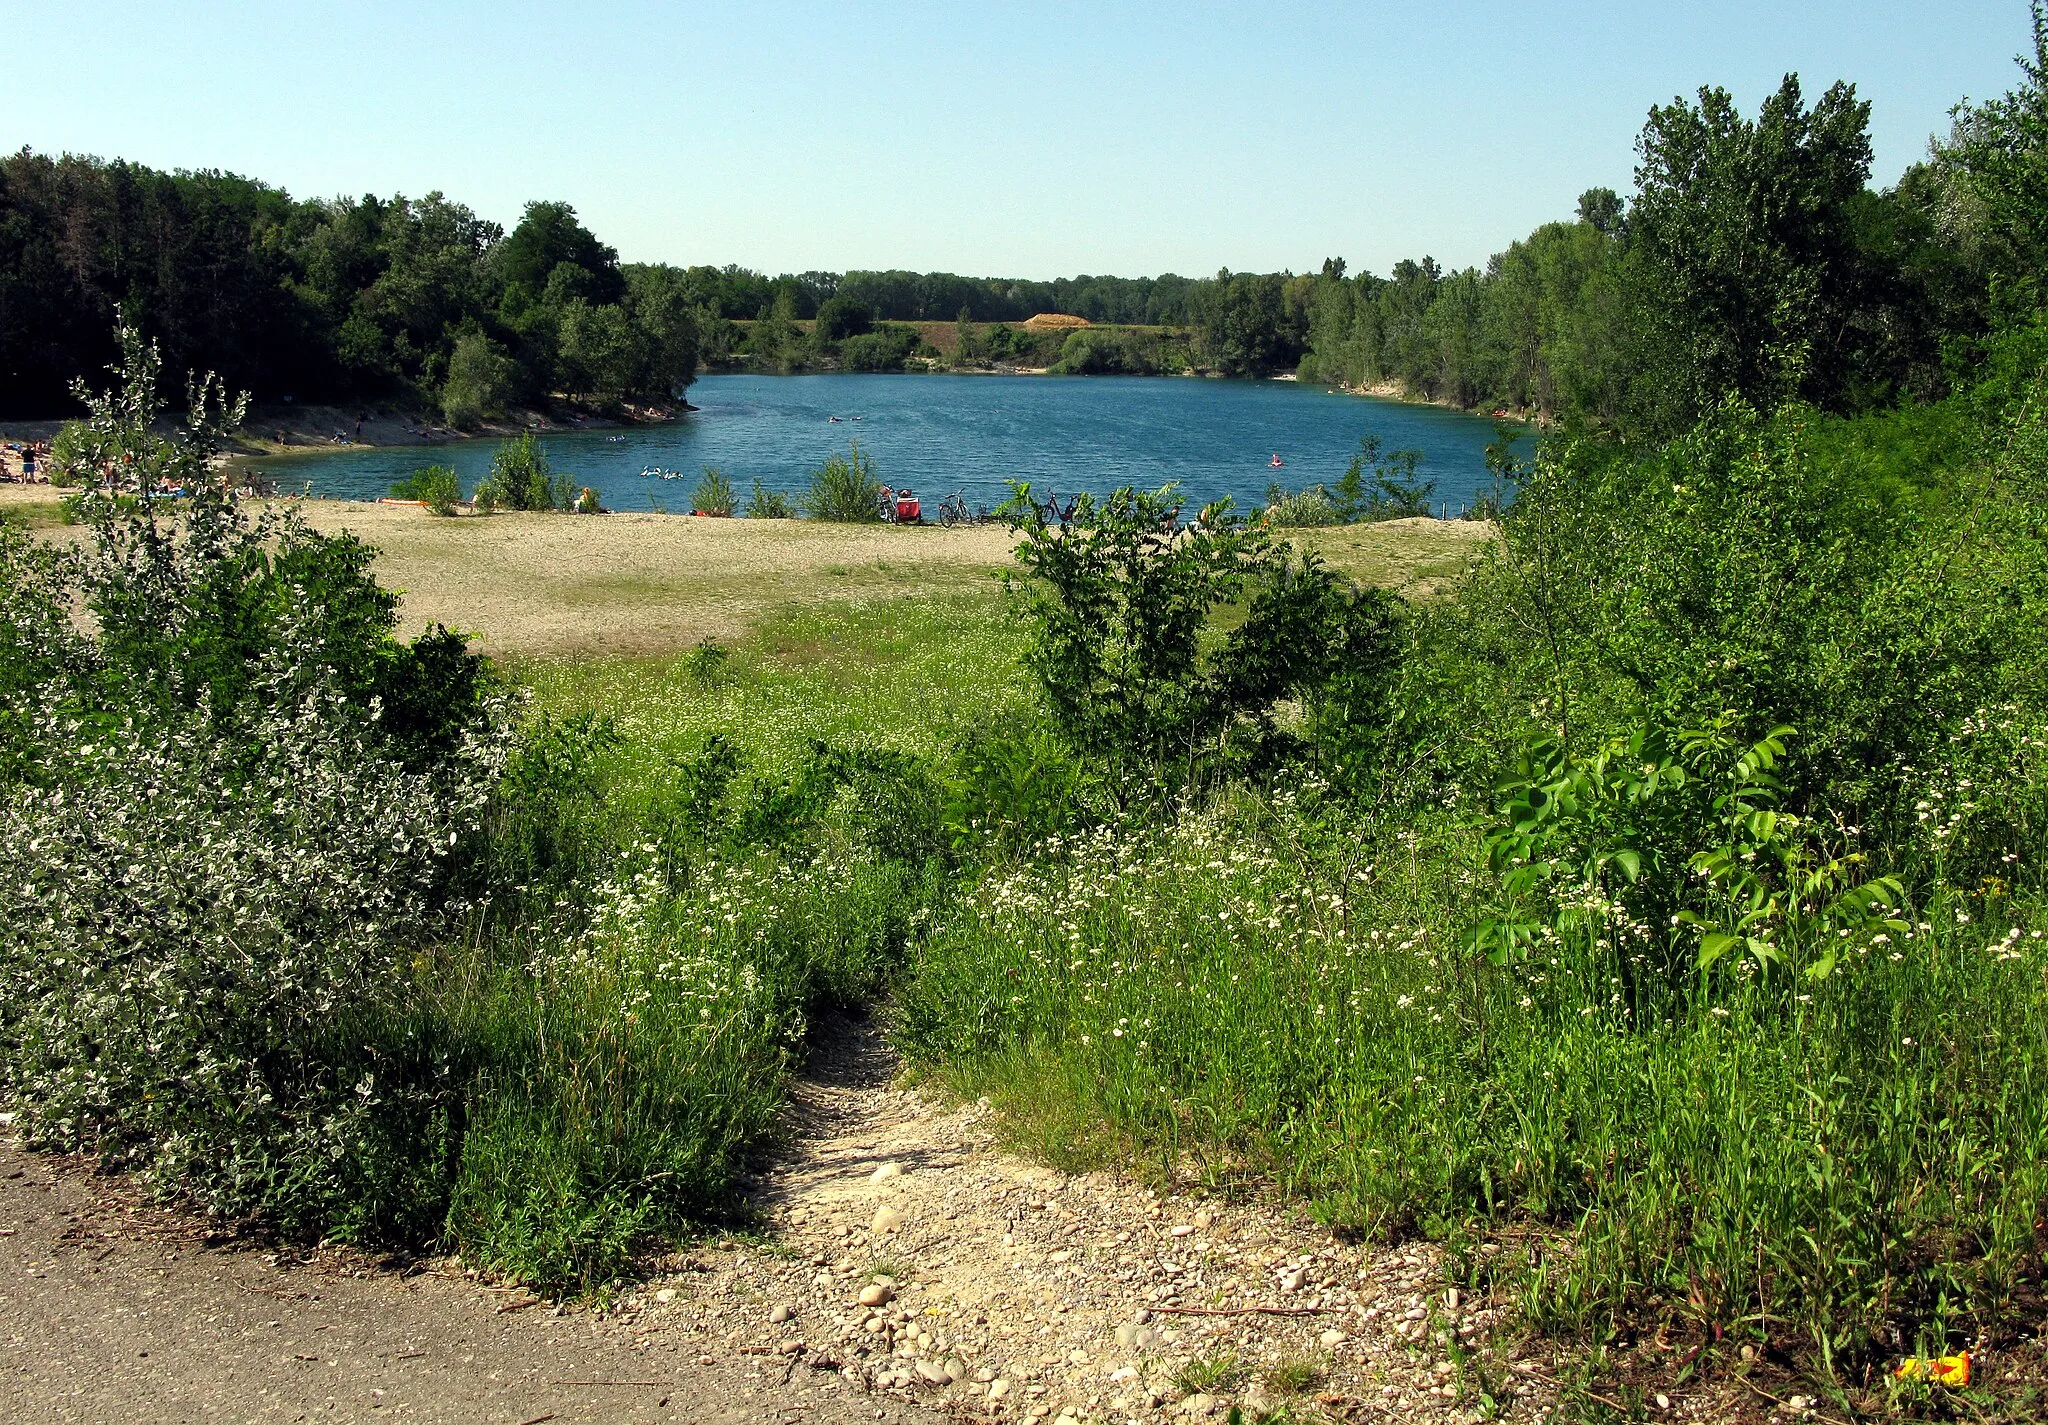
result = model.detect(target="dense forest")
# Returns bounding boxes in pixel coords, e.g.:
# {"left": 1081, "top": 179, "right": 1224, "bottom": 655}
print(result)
{"left": 2, "top": 19, "right": 2040, "bottom": 438}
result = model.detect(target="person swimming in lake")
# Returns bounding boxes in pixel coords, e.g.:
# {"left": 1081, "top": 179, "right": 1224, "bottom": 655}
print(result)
{"left": 1269, "top": 453, "right": 1284, "bottom": 468}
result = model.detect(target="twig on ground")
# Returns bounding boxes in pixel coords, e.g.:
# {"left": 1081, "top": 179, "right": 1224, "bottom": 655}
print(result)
{"left": 1149, "top": 1303, "right": 1326, "bottom": 1318}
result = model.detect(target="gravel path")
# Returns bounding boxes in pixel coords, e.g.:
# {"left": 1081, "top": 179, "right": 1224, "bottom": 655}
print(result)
{"left": 1, "top": 1020, "right": 1558, "bottom": 1425}
{"left": 651, "top": 1016, "right": 1552, "bottom": 1425}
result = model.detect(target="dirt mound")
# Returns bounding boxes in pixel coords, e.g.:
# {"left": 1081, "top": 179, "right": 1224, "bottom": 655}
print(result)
{"left": 1021, "top": 313, "right": 1091, "bottom": 331}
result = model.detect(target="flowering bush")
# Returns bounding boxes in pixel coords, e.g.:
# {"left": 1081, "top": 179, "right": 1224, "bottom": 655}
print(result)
{"left": 0, "top": 690, "right": 492, "bottom": 1231}
{"left": 0, "top": 325, "right": 501, "bottom": 1239}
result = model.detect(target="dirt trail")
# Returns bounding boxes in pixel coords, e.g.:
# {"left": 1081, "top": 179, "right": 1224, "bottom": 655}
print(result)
{"left": 650, "top": 1017, "right": 1546, "bottom": 1424}
{"left": 2, "top": 1022, "right": 1556, "bottom": 1425}
{"left": 0, "top": 1130, "right": 940, "bottom": 1425}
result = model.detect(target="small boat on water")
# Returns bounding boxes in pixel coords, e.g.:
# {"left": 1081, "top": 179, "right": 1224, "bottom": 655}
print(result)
{"left": 1269, "top": 453, "right": 1285, "bottom": 468}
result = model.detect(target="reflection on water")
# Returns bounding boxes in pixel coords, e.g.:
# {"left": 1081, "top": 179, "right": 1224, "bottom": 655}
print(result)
{"left": 255, "top": 373, "right": 1518, "bottom": 516}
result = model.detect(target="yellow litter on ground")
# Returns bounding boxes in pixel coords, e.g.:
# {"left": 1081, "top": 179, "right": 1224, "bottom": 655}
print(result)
{"left": 1895, "top": 1350, "right": 1969, "bottom": 1386}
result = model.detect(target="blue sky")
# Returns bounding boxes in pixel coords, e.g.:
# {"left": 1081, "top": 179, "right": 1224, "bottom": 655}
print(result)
{"left": 1, "top": 1, "right": 2029, "bottom": 278}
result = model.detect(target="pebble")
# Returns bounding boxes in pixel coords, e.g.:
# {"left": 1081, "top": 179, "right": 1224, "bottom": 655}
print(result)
{"left": 1181, "top": 1392, "right": 1220, "bottom": 1416}
{"left": 988, "top": 1378, "right": 1012, "bottom": 1399}
{"left": 1320, "top": 1328, "right": 1347, "bottom": 1347}
{"left": 858, "top": 1282, "right": 894, "bottom": 1308}
{"left": 653, "top": 1288, "right": 677, "bottom": 1304}
{"left": 916, "top": 1357, "right": 951, "bottom": 1385}
{"left": 871, "top": 1162, "right": 903, "bottom": 1182}
{"left": 1655, "top": 1394, "right": 1672, "bottom": 1410}
{"left": 1169, "top": 1224, "right": 1196, "bottom": 1237}
{"left": 769, "top": 1303, "right": 793, "bottom": 1323}
{"left": 870, "top": 1205, "right": 905, "bottom": 1234}
{"left": 1114, "top": 1322, "right": 1161, "bottom": 1350}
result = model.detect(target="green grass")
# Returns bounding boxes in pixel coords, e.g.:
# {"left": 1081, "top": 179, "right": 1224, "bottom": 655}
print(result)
{"left": 409, "top": 595, "right": 1030, "bottom": 1291}
{"left": 1173, "top": 1350, "right": 1248, "bottom": 1396}
{"left": 896, "top": 793, "right": 2048, "bottom": 1385}
{"left": 518, "top": 590, "right": 1032, "bottom": 774}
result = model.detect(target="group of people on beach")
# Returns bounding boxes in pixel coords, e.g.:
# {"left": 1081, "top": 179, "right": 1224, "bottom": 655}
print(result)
{"left": 2, "top": 440, "right": 52, "bottom": 483}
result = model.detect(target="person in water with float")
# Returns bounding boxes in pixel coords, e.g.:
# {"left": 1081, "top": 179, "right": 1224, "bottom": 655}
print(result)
{"left": 1269, "top": 453, "right": 1285, "bottom": 468}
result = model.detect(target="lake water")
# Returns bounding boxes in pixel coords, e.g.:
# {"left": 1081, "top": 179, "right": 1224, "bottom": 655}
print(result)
{"left": 261, "top": 373, "right": 1515, "bottom": 516}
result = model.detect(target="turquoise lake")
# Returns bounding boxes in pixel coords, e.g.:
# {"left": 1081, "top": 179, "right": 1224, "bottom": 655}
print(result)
{"left": 264, "top": 373, "right": 1516, "bottom": 515}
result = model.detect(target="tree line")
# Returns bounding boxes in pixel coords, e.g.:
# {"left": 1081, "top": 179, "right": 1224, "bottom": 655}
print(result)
{"left": 0, "top": 163, "right": 698, "bottom": 421}
{"left": 4, "top": 6, "right": 2044, "bottom": 435}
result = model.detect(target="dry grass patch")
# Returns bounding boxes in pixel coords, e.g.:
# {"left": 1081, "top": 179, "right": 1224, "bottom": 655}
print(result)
{"left": 0, "top": 486, "right": 66, "bottom": 530}
{"left": 1290, "top": 515, "right": 1496, "bottom": 595}
{"left": 289, "top": 505, "right": 1016, "bottom": 658}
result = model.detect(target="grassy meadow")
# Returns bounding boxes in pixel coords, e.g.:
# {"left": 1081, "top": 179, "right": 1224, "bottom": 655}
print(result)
{"left": 8, "top": 331, "right": 2048, "bottom": 1420}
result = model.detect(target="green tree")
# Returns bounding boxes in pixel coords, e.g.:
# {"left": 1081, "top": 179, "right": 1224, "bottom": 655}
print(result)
{"left": 1627, "top": 76, "right": 1875, "bottom": 428}
{"left": 622, "top": 265, "right": 702, "bottom": 399}
{"left": 557, "top": 300, "right": 645, "bottom": 402}
{"left": 1939, "top": 3, "right": 2048, "bottom": 299}
{"left": 494, "top": 201, "right": 624, "bottom": 307}
{"left": 749, "top": 290, "right": 803, "bottom": 373}
{"left": 441, "top": 328, "right": 516, "bottom": 427}
{"left": 1191, "top": 270, "right": 1303, "bottom": 376}
{"left": 812, "top": 294, "right": 873, "bottom": 343}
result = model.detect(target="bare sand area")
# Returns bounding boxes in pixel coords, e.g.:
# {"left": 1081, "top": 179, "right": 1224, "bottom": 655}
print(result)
{"left": 6, "top": 487, "right": 1496, "bottom": 660}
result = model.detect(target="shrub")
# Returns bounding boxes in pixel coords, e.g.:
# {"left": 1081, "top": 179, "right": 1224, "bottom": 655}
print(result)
{"left": 805, "top": 442, "right": 884, "bottom": 521}
{"left": 1049, "top": 328, "right": 1171, "bottom": 376}
{"left": 0, "top": 325, "right": 501, "bottom": 1241}
{"left": 840, "top": 328, "right": 917, "bottom": 372}
{"left": 692, "top": 466, "right": 736, "bottom": 516}
{"left": 1262, "top": 481, "right": 1345, "bottom": 527}
{"left": 476, "top": 431, "right": 574, "bottom": 511}
{"left": 45, "top": 419, "right": 93, "bottom": 486}
{"left": 1336, "top": 434, "right": 1434, "bottom": 520}
{"left": 392, "top": 463, "right": 463, "bottom": 514}
{"left": 812, "top": 294, "right": 872, "bottom": 343}
{"left": 1001, "top": 482, "right": 1404, "bottom": 788}
{"left": 0, "top": 694, "right": 492, "bottom": 1223}
{"left": 746, "top": 476, "right": 795, "bottom": 519}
